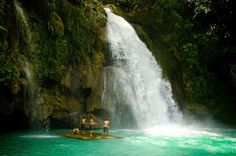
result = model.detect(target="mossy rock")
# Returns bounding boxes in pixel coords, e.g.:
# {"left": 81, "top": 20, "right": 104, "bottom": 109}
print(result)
{"left": 48, "top": 11, "right": 64, "bottom": 37}
{"left": 60, "top": 65, "right": 73, "bottom": 89}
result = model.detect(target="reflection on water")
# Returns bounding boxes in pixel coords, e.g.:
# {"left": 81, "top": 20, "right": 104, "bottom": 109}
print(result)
{"left": 0, "top": 128, "right": 236, "bottom": 156}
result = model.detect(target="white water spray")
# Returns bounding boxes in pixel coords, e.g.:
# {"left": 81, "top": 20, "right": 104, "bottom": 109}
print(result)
{"left": 103, "top": 8, "right": 182, "bottom": 128}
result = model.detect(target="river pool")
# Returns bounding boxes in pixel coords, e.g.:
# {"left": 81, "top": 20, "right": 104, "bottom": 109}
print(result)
{"left": 1, "top": 126, "right": 236, "bottom": 156}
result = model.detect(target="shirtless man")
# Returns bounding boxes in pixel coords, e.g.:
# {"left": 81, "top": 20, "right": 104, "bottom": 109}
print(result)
{"left": 81, "top": 116, "right": 86, "bottom": 134}
{"left": 89, "top": 116, "right": 96, "bottom": 137}
{"left": 103, "top": 118, "right": 110, "bottom": 135}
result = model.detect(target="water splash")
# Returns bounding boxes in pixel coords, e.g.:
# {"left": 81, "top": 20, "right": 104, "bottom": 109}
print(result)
{"left": 103, "top": 8, "right": 182, "bottom": 128}
{"left": 145, "top": 125, "right": 221, "bottom": 137}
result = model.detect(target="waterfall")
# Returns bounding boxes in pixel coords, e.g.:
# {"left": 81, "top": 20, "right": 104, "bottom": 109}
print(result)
{"left": 20, "top": 59, "right": 36, "bottom": 119}
{"left": 19, "top": 57, "right": 44, "bottom": 125}
{"left": 102, "top": 8, "right": 182, "bottom": 129}
{"left": 14, "top": 0, "right": 34, "bottom": 52}
{"left": 14, "top": 0, "right": 46, "bottom": 128}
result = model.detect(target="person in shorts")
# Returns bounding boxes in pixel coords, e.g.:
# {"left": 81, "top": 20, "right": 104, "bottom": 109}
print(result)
{"left": 81, "top": 116, "right": 86, "bottom": 134}
{"left": 89, "top": 116, "right": 95, "bottom": 136}
{"left": 103, "top": 118, "right": 110, "bottom": 135}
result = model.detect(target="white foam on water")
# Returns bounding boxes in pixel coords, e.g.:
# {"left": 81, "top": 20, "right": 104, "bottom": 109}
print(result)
{"left": 20, "top": 135, "right": 59, "bottom": 138}
{"left": 145, "top": 125, "right": 221, "bottom": 137}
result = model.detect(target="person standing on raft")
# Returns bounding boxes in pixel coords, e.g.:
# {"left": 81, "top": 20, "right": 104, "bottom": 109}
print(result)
{"left": 103, "top": 118, "right": 110, "bottom": 135}
{"left": 89, "top": 116, "right": 97, "bottom": 137}
{"left": 81, "top": 116, "right": 86, "bottom": 134}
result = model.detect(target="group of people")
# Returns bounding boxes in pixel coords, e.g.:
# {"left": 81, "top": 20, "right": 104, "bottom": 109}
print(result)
{"left": 73, "top": 116, "right": 110, "bottom": 137}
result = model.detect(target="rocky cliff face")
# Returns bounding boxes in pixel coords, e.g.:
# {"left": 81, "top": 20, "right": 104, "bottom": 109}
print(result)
{"left": 0, "top": 0, "right": 108, "bottom": 131}
{"left": 1, "top": 0, "right": 235, "bottom": 131}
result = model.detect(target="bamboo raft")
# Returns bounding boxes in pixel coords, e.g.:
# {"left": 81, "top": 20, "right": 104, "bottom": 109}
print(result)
{"left": 59, "top": 131, "right": 122, "bottom": 140}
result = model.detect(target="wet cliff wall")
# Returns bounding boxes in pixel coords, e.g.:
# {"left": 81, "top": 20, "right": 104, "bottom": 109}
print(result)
{"left": 0, "top": 0, "right": 107, "bottom": 131}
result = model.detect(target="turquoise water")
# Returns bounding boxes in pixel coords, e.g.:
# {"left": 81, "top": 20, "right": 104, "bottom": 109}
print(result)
{"left": 1, "top": 127, "right": 236, "bottom": 156}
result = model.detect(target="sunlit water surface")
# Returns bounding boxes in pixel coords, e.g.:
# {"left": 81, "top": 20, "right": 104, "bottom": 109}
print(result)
{"left": 1, "top": 127, "right": 236, "bottom": 156}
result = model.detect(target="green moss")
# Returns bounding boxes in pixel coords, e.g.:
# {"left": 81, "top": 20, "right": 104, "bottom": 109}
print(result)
{"left": 48, "top": 11, "right": 64, "bottom": 37}
{"left": 41, "top": 89, "right": 66, "bottom": 113}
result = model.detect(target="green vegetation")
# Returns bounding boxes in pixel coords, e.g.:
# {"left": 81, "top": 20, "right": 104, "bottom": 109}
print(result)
{"left": 0, "top": 0, "right": 106, "bottom": 85}
{"left": 0, "top": 0, "right": 107, "bottom": 130}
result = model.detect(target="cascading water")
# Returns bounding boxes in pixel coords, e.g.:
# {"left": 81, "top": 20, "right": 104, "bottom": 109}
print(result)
{"left": 19, "top": 58, "right": 41, "bottom": 121}
{"left": 14, "top": 0, "right": 34, "bottom": 52}
{"left": 102, "top": 8, "right": 182, "bottom": 129}
{"left": 19, "top": 57, "right": 48, "bottom": 129}
{"left": 21, "top": 59, "right": 36, "bottom": 109}
{"left": 14, "top": 0, "right": 47, "bottom": 129}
